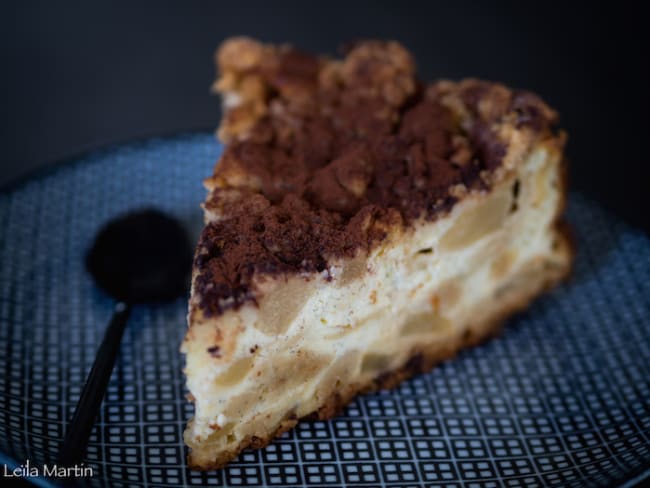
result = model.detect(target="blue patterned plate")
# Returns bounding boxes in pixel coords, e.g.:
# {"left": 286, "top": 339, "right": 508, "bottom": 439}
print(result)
{"left": 0, "top": 134, "right": 648, "bottom": 487}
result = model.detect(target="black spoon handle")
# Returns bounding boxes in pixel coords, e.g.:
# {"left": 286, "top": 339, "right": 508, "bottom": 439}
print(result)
{"left": 57, "top": 302, "right": 131, "bottom": 467}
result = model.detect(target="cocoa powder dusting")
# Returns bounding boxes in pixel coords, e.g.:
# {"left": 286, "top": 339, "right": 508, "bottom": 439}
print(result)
{"left": 195, "top": 39, "right": 558, "bottom": 316}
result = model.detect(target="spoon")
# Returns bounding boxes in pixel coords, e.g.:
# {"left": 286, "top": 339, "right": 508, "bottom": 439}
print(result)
{"left": 57, "top": 209, "right": 193, "bottom": 467}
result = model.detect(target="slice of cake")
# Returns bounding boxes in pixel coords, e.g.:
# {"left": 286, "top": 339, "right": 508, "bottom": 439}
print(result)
{"left": 182, "top": 37, "right": 573, "bottom": 469}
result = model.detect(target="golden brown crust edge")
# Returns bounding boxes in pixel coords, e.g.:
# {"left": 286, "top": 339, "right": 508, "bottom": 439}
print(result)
{"left": 187, "top": 221, "right": 573, "bottom": 470}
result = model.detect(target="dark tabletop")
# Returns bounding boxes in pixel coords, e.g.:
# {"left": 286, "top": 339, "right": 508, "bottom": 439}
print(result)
{"left": 2, "top": 0, "right": 648, "bottom": 233}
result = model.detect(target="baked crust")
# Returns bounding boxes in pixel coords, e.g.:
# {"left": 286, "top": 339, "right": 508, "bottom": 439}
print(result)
{"left": 183, "top": 37, "right": 573, "bottom": 470}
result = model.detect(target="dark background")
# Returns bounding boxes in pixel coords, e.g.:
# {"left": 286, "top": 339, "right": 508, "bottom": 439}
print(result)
{"left": 2, "top": 0, "right": 649, "bottom": 232}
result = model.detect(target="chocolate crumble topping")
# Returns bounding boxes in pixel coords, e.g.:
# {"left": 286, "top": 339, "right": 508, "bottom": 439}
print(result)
{"left": 194, "top": 38, "right": 559, "bottom": 317}
{"left": 207, "top": 345, "right": 221, "bottom": 358}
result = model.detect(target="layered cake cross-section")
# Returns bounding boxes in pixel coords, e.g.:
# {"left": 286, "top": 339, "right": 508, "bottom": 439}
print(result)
{"left": 182, "top": 37, "right": 573, "bottom": 469}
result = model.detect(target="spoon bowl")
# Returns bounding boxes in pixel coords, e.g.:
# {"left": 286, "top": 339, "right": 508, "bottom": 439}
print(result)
{"left": 86, "top": 209, "right": 193, "bottom": 303}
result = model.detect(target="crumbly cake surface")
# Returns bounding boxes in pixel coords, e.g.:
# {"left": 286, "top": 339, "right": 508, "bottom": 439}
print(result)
{"left": 183, "top": 37, "right": 572, "bottom": 470}
{"left": 193, "top": 38, "right": 559, "bottom": 316}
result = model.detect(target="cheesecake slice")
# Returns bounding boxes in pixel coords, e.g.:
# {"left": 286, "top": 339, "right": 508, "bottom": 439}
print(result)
{"left": 182, "top": 37, "right": 572, "bottom": 469}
